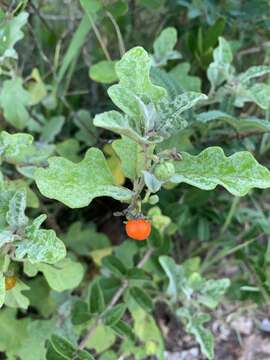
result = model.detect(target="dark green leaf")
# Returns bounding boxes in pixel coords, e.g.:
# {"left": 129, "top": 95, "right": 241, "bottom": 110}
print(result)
{"left": 103, "top": 304, "right": 126, "bottom": 326}
{"left": 111, "top": 320, "right": 135, "bottom": 340}
{"left": 129, "top": 286, "right": 153, "bottom": 312}
{"left": 102, "top": 255, "right": 127, "bottom": 277}
{"left": 72, "top": 301, "right": 92, "bottom": 325}
{"left": 89, "top": 280, "right": 105, "bottom": 314}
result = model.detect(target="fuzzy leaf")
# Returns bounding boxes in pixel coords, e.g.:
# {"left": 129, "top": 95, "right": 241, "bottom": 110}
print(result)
{"left": 0, "top": 12, "right": 28, "bottom": 61}
{"left": 0, "top": 78, "right": 31, "bottom": 129}
{"left": 0, "top": 131, "right": 33, "bottom": 159}
{"left": 94, "top": 111, "right": 148, "bottom": 144}
{"left": 238, "top": 65, "right": 270, "bottom": 84}
{"left": 34, "top": 148, "right": 133, "bottom": 208}
{"left": 171, "top": 147, "right": 270, "bottom": 196}
{"left": 108, "top": 47, "right": 167, "bottom": 118}
{"left": 15, "top": 221, "right": 66, "bottom": 264}
{"left": 157, "top": 92, "right": 207, "bottom": 137}
{"left": 6, "top": 190, "right": 28, "bottom": 230}
{"left": 153, "top": 27, "right": 181, "bottom": 66}
{"left": 4, "top": 280, "right": 30, "bottom": 310}
{"left": 207, "top": 37, "right": 234, "bottom": 88}
{"left": 177, "top": 309, "right": 214, "bottom": 360}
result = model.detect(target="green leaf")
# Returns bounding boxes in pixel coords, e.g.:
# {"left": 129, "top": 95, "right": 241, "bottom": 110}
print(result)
{"left": 6, "top": 190, "right": 28, "bottom": 230}
{"left": 129, "top": 301, "right": 164, "bottom": 357}
{"left": 0, "top": 131, "right": 54, "bottom": 167}
{"left": 74, "top": 109, "right": 97, "bottom": 146}
{"left": 86, "top": 324, "right": 116, "bottom": 352}
{"left": 0, "top": 274, "right": 5, "bottom": 308}
{"left": 0, "top": 308, "right": 30, "bottom": 357}
{"left": 129, "top": 286, "right": 153, "bottom": 312}
{"left": 0, "top": 78, "right": 31, "bottom": 129}
{"left": 17, "top": 319, "right": 56, "bottom": 360}
{"left": 207, "top": 37, "right": 234, "bottom": 88}
{"left": 25, "top": 277, "right": 56, "bottom": 317}
{"left": 34, "top": 148, "right": 133, "bottom": 208}
{"left": 157, "top": 92, "right": 207, "bottom": 137}
{"left": 197, "top": 278, "right": 230, "bottom": 309}
{"left": 153, "top": 27, "right": 181, "bottom": 66}
{"left": 170, "top": 62, "right": 201, "bottom": 92}
{"left": 89, "top": 280, "right": 105, "bottom": 313}
{"left": 80, "top": 0, "right": 102, "bottom": 15}
{"left": 102, "top": 255, "right": 127, "bottom": 277}
{"left": 90, "top": 60, "right": 118, "bottom": 84}
{"left": 111, "top": 320, "right": 135, "bottom": 341}
{"left": 4, "top": 279, "right": 30, "bottom": 310}
{"left": 104, "top": 304, "right": 126, "bottom": 326}
{"left": 159, "top": 256, "right": 186, "bottom": 300}
{"left": 197, "top": 110, "right": 270, "bottom": 133}
{"left": 247, "top": 83, "right": 270, "bottom": 110}
{"left": 63, "top": 221, "right": 110, "bottom": 255}
{"left": 238, "top": 65, "right": 270, "bottom": 84}
{"left": 0, "top": 131, "right": 33, "bottom": 159}
{"left": 0, "top": 230, "right": 14, "bottom": 248}
{"left": 37, "top": 258, "right": 84, "bottom": 291}
{"left": 27, "top": 68, "right": 47, "bottom": 105}
{"left": 40, "top": 116, "right": 65, "bottom": 143}
{"left": 143, "top": 171, "right": 162, "bottom": 192}
{"left": 127, "top": 268, "right": 150, "bottom": 282}
{"left": 56, "top": 139, "right": 81, "bottom": 162}
{"left": 94, "top": 110, "right": 148, "bottom": 144}
{"left": 108, "top": 47, "right": 167, "bottom": 119}
{"left": 47, "top": 340, "right": 94, "bottom": 360}
{"left": 15, "top": 218, "right": 66, "bottom": 264}
{"left": 172, "top": 147, "right": 270, "bottom": 196}
{"left": 177, "top": 309, "right": 214, "bottom": 360}
{"left": 112, "top": 137, "right": 146, "bottom": 180}
{"left": 72, "top": 300, "right": 91, "bottom": 325}
{"left": 150, "top": 67, "right": 184, "bottom": 98}
{"left": 0, "top": 12, "right": 28, "bottom": 61}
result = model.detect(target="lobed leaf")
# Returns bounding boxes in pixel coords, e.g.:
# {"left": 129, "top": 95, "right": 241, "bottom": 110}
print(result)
{"left": 34, "top": 148, "right": 133, "bottom": 208}
{"left": 171, "top": 147, "right": 270, "bottom": 196}
{"left": 108, "top": 47, "right": 167, "bottom": 121}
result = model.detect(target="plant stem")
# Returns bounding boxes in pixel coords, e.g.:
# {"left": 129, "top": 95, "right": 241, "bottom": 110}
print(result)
{"left": 220, "top": 196, "right": 240, "bottom": 235}
{"left": 78, "top": 248, "right": 153, "bottom": 350}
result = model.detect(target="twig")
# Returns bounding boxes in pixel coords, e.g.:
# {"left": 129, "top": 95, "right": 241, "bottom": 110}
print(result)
{"left": 237, "top": 41, "right": 270, "bottom": 58}
{"left": 78, "top": 247, "right": 154, "bottom": 350}
{"left": 106, "top": 11, "right": 125, "bottom": 56}
{"left": 83, "top": 7, "right": 111, "bottom": 61}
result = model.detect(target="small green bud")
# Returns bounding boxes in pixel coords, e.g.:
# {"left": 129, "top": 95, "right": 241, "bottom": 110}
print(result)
{"left": 148, "top": 195, "right": 159, "bottom": 205}
{"left": 154, "top": 161, "right": 175, "bottom": 181}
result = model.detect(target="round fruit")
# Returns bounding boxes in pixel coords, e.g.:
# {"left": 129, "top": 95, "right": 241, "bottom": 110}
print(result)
{"left": 5, "top": 276, "right": 17, "bottom": 291}
{"left": 154, "top": 161, "right": 175, "bottom": 181}
{"left": 125, "top": 219, "right": 151, "bottom": 240}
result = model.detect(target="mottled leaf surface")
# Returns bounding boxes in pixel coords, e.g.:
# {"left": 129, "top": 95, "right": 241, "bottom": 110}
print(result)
{"left": 172, "top": 147, "right": 270, "bottom": 196}
{"left": 35, "top": 148, "right": 133, "bottom": 208}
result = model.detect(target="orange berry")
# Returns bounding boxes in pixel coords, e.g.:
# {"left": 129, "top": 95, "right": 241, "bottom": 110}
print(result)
{"left": 5, "top": 276, "right": 17, "bottom": 291}
{"left": 125, "top": 219, "right": 151, "bottom": 241}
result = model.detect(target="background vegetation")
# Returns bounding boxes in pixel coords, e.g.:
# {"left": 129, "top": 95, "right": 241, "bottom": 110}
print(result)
{"left": 1, "top": 0, "right": 270, "bottom": 359}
